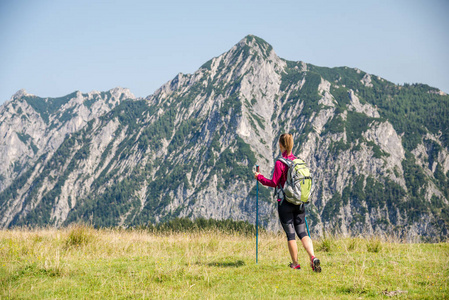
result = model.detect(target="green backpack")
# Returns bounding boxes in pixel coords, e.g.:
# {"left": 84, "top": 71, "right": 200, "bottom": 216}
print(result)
{"left": 275, "top": 157, "right": 314, "bottom": 205}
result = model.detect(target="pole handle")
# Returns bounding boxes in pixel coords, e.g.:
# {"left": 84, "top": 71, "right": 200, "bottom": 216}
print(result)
{"left": 256, "top": 165, "right": 259, "bottom": 172}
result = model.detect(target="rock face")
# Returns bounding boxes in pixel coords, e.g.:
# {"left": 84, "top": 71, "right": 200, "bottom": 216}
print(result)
{"left": 0, "top": 88, "right": 133, "bottom": 192}
{"left": 1, "top": 35, "right": 448, "bottom": 241}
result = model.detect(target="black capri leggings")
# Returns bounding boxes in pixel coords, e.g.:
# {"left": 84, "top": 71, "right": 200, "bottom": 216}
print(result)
{"left": 278, "top": 200, "right": 308, "bottom": 241}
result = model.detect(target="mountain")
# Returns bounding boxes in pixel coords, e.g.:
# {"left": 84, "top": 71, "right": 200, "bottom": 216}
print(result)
{"left": 1, "top": 35, "right": 448, "bottom": 241}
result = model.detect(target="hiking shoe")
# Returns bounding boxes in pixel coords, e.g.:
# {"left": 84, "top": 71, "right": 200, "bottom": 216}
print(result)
{"left": 311, "top": 257, "right": 321, "bottom": 272}
{"left": 289, "top": 263, "right": 301, "bottom": 270}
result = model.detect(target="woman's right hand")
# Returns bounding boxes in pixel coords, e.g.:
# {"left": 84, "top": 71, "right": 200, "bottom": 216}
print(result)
{"left": 254, "top": 172, "right": 260, "bottom": 180}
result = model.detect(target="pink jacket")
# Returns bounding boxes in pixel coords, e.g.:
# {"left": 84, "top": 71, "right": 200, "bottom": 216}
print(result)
{"left": 257, "top": 151, "right": 296, "bottom": 190}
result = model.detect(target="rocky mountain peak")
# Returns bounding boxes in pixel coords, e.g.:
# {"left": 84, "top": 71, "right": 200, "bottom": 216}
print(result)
{"left": 237, "top": 35, "right": 274, "bottom": 57}
{"left": 12, "top": 89, "right": 31, "bottom": 100}
{"left": 108, "top": 87, "right": 136, "bottom": 100}
{"left": 151, "top": 35, "right": 282, "bottom": 106}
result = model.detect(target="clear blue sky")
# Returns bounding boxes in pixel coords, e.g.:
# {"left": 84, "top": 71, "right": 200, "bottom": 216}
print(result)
{"left": 1, "top": 0, "right": 448, "bottom": 104}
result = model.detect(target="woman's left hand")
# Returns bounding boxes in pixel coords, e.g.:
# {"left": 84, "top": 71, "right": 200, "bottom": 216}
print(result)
{"left": 254, "top": 172, "right": 260, "bottom": 180}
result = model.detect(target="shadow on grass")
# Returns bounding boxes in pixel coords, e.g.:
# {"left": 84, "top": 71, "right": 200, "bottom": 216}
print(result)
{"left": 336, "top": 286, "right": 377, "bottom": 297}
{"left": 196, "top": 260, "right": 246, "bottom": 268}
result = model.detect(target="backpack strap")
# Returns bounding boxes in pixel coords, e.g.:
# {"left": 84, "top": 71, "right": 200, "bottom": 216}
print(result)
{"left": 277, "top": 157, "right": 292, "bottom": 168}
{"left": 277, "top": 183, "right": 285, "bottom": 206}
{"left": 275, "top": 157, "right": 291, "bottom": 206}
{"left": 275, "top": 157, "right": 291, "bottom": 190}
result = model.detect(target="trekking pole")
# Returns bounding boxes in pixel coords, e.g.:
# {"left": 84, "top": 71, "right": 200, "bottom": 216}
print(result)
{"left": 305, "top": 215, "right": 311, "bottom": 238}
{"left": 256, "top": 165, "right": 259, "bottom": 264}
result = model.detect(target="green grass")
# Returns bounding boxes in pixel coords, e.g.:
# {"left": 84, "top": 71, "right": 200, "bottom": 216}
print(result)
{"left": 1, "top": 226, "right": 448, "bottom": 299}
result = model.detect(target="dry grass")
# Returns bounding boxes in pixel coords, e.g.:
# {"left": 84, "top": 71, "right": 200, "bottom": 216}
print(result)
{"left": 1, "top": 226, "right": 448, "bottom": 299}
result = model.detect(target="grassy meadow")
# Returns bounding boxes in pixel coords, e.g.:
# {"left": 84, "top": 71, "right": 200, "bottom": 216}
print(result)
{"left": 0, "top": 226, "right": 448, "bottom": 299}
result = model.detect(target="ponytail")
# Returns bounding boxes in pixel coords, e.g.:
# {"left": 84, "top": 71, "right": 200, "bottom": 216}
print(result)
{"left": 279, "top": 133, "right": 293, "bottom": 154}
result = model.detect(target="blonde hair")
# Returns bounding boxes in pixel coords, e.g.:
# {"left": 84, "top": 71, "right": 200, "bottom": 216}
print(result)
{"left": 279, "top": 133, "right": 293, "bottom": 154}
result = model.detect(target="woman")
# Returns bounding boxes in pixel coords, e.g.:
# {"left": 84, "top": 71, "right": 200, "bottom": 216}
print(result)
{"left": 254, "top": 133, "right": 321, "bottom": 272}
